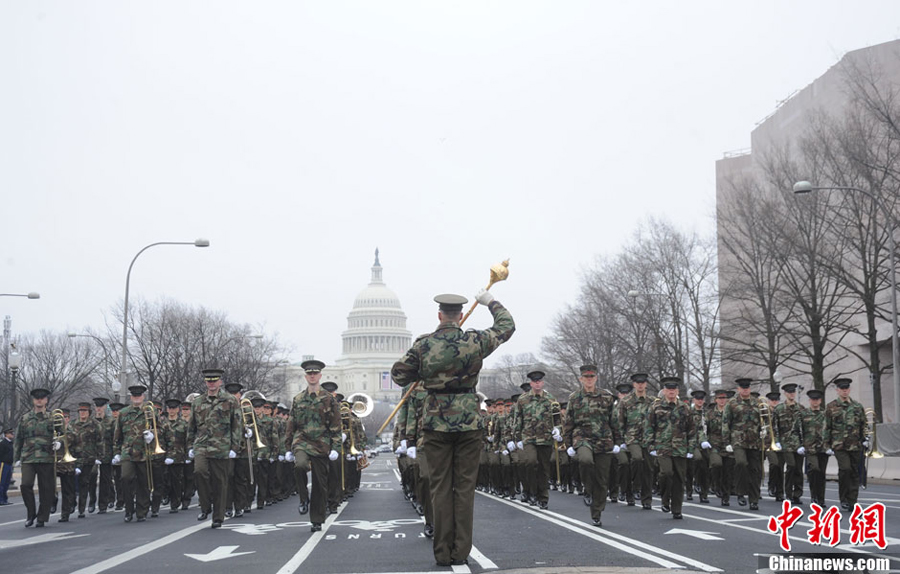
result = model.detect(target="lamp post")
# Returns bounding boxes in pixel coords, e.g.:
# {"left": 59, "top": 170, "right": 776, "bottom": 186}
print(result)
{"left": 0, "top": 293, "right": 40, "bottom": 299}
{"left": 7, "top": 346, "right": 22, "bottom": 426}
{"left": 119, "top": 239, "right": 210, "bottom": 391}
{"left": 793, "top": 181, "right": 899, "bottom": 422}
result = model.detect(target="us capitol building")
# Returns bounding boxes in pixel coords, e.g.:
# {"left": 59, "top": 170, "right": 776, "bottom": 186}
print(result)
{"left": 282, "top": 249, "right": 413, "bottom": 401}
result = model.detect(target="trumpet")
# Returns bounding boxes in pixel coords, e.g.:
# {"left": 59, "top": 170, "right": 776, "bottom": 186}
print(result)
{"left": 143, "top": 403, "right": 165, "bottom": 494}
{"left": 51, "top": 409, "right": 76, "bottom": 494}
{"left": 240, "top": 395, "right": 267, "bottom": 485}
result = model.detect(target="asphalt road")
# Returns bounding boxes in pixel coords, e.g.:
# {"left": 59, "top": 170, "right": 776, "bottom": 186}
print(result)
{"left": 0, "top": 457, "right": 896, "bottom": 574}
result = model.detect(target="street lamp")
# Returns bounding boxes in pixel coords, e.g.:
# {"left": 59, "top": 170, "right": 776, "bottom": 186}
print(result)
{"left": 0, "top": 292, "right": 40, "bottom": 299}
{"left": 793, "top": 180, "right": 900, "bottom": 422}
{"left": 120, "top": 239, "right": 210, "bottom": 390}
{"left": 6, "top": 346, "right": 22, "bottom": 425}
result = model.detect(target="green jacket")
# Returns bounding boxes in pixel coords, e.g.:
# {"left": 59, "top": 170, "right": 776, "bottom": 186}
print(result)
{"left": 287, "top": 388, "right": 341, "bottom": 457}
{"left": 617, "top": 393, "right": 653, "bottom": 449}
{"left": 705, "top": 407, "right": 731, "bottom": 455}
{"left": 114, "top": 405, "right": 158, "bottom": 462}
{"left": 723, "top": 395, "right": 763, "bottom": 450}
{"left": 797, "top": 407, "right": 826, "bottom": 454}
{"left": 774, "top": 402, "right": 805, "bottom": 451}
{"left": 564, "top": 388, "right": 619, "bottom": 452}
{"left": 96, "top": 416, "right": 116, "bottom": 463}
{"left": 825, "top": 397, "right": 866, "bottom": 452}
{"left": 188, "top": 390, "right": 243, "bottom": 459}
{"left": 391, "top": 301, "right": 515, "bottom": 433}
{"left": 166, "top": 417, "right": 189, "bottom": 462}
{"left": 13, "top": 411, "right": 55, "bottom": 464}
{"left": 646, "top": 399, "right": 696, "bottom": 457}
{"left": 70, "top": 418, "right": 102, "bottom": 463}
{"left": 516, "top": 390, "right": 557, "bottom": 446}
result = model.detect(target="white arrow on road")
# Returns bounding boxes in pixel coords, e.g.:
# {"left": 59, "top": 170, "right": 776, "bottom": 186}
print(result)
{"left": 665, "top": 528, "right": 724, "bottom": 541}
{"left": 0, "top": 531, "right": 89, "bottom": 550}
{"left": 185, "top": 545, "right": 256, "bottom": 562}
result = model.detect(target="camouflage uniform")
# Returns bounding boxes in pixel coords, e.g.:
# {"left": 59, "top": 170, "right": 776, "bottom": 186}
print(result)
{"left": 705, "top": 404, "right": 734, "bottom": 504}
{"left": 685, "top": 404, "right": 710, "bottom": 501}
{"left": 188, "top": 390, "right": 243, "bottom": 523}
{"left": 90, "top": 413, "right": 116, "bottom": 513}
{"left": 825, "top": 396, "right": 866, "bottom": 507}
{"left": 797, "top": 405, "right": 827, "bottom": 505}
{"left": 774, "top": 401, "right": 806, "bottom": 502}
{"left": 646, "top": 398, "right": 696, "bottom": 515}
{"left": 515, "top": 389, "right": 556, "bottom": 506}
{"left": 617, "top": 393, "right": 655, "bottom": 507}
{"left": 404, "top": 385, "right": 433, "bottom": 530}
{"left": 723, "top": 395, "right": 763, "bottom": 505}
{"left": 166, "top": 416, "right": 189, "bottom": 512}
{"left": 14, "top": 410, "right": 56, "bottom": 524}
{"left": 564, "top": 388, "right": 620, "bottom": 522}
{"left": 70, "top": 416, "right": 102, "bottom": 516}
{"left": 287, "top": 389, "right": 341, "bottom": 525}
{"left": 114, "top": 404, "right": 156, "bottom": 520}
{"left": 391, "top": 299, "right": 514, "bottom": 566}
{"left": 253, "top": 411, "right": 273, "bottom": 509}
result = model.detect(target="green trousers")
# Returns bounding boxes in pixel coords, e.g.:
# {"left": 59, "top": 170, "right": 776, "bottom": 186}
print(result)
{"left": 194, "top": 454, "right": 230, "bottom": 522}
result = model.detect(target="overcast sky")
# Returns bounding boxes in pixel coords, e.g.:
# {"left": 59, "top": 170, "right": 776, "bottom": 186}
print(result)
{"left": 2, "top": 2, "right": 899, "bottom": 369}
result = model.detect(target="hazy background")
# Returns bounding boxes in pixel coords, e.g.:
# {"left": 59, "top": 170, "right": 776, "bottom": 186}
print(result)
{"left": 2, "top": 1, "right": 899, "bottom": 366}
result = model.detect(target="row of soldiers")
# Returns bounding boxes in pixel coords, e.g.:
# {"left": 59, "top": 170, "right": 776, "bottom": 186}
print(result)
{"left": 12, "top": 362, "right": 370, "bottom": 529}
{"left": 458, "top": 369, "right": 871, "bottom": 527}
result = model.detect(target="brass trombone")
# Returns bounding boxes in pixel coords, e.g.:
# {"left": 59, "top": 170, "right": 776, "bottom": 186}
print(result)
{"left": 51, "top": 409, "right": 76, "bottom": 494}
{"left": 143, "top": 403, "right": 165, "bottom": 494}
{"left": 240, "top": 394, "right": 267, "bottom": 485}
{"left": 757, "top": 398, "right": 780, "bottom": 452}
{"left": 346, "top": 393, "right": 373, "bottom": 470}
{"left": 549, "top": 399, "right": 563, "bottom": 486}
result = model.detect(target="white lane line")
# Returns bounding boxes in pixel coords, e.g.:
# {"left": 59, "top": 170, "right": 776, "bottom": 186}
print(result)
{"left": 393, "top": 468, "right": 402, "bottom": 483}
{"left": 469, "top": 544, "right": 498, "bottom": 569}
{"left": 451, "top": 564, "right": 469, "bottom": 573}
{"left": 275, "top": 502, "right": 348, "bottom": 574}
{"left": 70, "top": 521, "right": 210, "bottom": 574}
{"left": 477, "top": 492, "right": 711, "bottom": 571}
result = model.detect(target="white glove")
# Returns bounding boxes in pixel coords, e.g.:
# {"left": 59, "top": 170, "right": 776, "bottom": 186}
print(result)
{"left": 52, "top": 441, "right": 61, "bottom": 451}
{"left": 188, "top": 448, "right": 195, "bottom": 459}
{"left": 686, "top": 452, "right": 693, "bottom": 459}
{"left": 94, "top": 459, "right": 102, "bottom": 465}
{"left": 475, "top": 288, "right": 495, "bottom": 306}
{"left": 143, "top": 430, "right": 154, "bottom": 444}
{"left": 507, "top": 441, "right": 516, "bottom": 452}
{"left": 620, "top": 443, "right": 627, "bottom": 450}
{"left": 566, "top": 446, "right": 576, "bottom": 457}
{"left": 797, "top": 446, "right": 806, "bottom": 456}
{"left": 502, "top": 449, "right": 509, "bottom": 456}
{"left": 328, "top": 450, "right": 339, "bottom": 461}
{"left": 341, "top": 432, "right": 347, "bottom": 442}
{"left": 407, "top": 446, "right": 417, "bottom": 459}
{"left": 285, "top": 451, "right": 295, "bottom": 462}
{"left": 395, "top": 440, "right": 408, "bottom": 455}
{"left": 75, "top": 467, "right": 82, "bottom": 476}
{"left": 346, "top": 454, "right": 354, "bottom": 461}
{"left": 278, "top": 455, "right": 285, "bottom": 462}
{"left": 552, "top": 427, "right": 562, "bottom": 440}
{"left": 759, "top": 430, "right": 767, "bottom": 440}
{"left": 612, "top": 445, "right": 621, "bottom": 454}
{"left": 228, "top": 450, "right": 237, "bottom": 459}
{"left": 14, "top": 460, "right": 20, "bottom": 467}
{"left": 269, "top": 458, "right": 274, "bottom": 463}
{"left": 185, "top": 459, "right": 192, "bottom": 464}
{"left": 244, "top": 427, "right": 253, "bottom": 439}
{"left": 487, "top": 436, "right": 494, "bottom": 443}
{"left": 112, "top": 454, "right": 121, "bottom": 465}
{"left": 775, "top": 442, "right": 782, "bottom": 450}
{"left": 701, "top": 441, "right": 711, "bottom": 450}
{"left": 650, "top": 450, "right": 657, "bottom": 457}
{"left": 517, "top": 441, "right": 524, "bottom": 450}
{"left": 826, "top": 448, "right": 834, "bottom": 455}
{"left": 164, "top": 458, "right": 174, "bottom": 465}
{"left": 725, "top": 445, "right": 733, "bottom": 453}
{"left": 863, "top": 440, "right": 870, "bottom": 449}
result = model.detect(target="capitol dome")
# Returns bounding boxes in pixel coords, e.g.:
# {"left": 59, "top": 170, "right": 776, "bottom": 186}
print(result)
{"left": 339, "top": 249, "right": 412, "bottom": 358}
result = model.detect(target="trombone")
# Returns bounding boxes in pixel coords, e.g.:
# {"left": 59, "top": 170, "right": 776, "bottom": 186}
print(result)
{"left": 143, "top": 403, "right": 165, "bottom": 495}
{"left": 51, "top": 409, "right": 76, "bottom": 494}
{"left": 347, "top": 393, "right": 373, "bottom": 470}
{"left": 549, "top": 399, "right": 563, "bottom": 486}
{"left": 240, "top": 394, "right": 267, "bottom": 485}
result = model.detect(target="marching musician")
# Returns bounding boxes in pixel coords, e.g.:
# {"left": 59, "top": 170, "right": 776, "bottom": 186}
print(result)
{"left": 825, "top": 377, "right": 867, "bottom": 512}
{"left": 611, "top": 383, "right": 633, "bottom": 503}
{"left": 796, "top": 389, "right": 828, "bottom": 506}
{"left": 56, "top": 408, "right": 76, "bottom": 521}
{"left": 403, "top": 381, "right": 433, "bottom": 537}
{"left": 224, "top": 382, "right": 251, "bottom": 518}
{"left": 706, "top": 389, "right": 734, "bottom": 506}
{"left": 188, "top": 368, "right": 242, "bottom": 529}
{"left": 774, "top": 383, "right": 806, "bottom": 504}
{"left": 164, "top": 398, "right": 188, "bottom": 514}
{"left": 113, "top": 385, "right": 156, "bottom": 523}
{"left": 515, "top": 370, "right": 556, "bottom": 509}
{"left": 686, "top": 390, "right": 712, "bottom": 504}
{"left": 13, "top": 387, "right": 55, "bottom": 527}
{"left": 320, "top": 382, "right": 342, "bottom": 514}
{"left": 617, "top": 373, "right": 655, "bottom": 510}
{"left": 391, "top": 290, "right": 514, "bottom": 567}
{"left": 90, "top": 397, "right": 114, "bottom": 514}
{"left": 764, "top": 391, "right": 782, "bottom": 500}
{"left": 179, "top": 400, "right": 195, "bottom": 510}
{"left": 723, "top": 377, "right": 763, "bottom": 510}
{"left": 71, "top": 401, "right": 102, "bottom": 519}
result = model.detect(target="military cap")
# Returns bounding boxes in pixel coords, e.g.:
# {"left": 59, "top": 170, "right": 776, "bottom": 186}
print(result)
{"left": 660, "top": 376, "right": 681, "bottom": 388}
{"left": 510, "top": 393, "right": 521, "bottom": 402}
{"left": 526, "top": 370, "right": 546, "bottom": 382}
{"left": 725, "top": 390, "right": 736, "bottom": 399}
{"left": 250, "top": 397, "right": 266, "bottom": 408}
{"left": 301, "top": 359, "right": 325, "bottom": 373}
{"left": 765, "top": 392, "right": 780, "bottom": 401}
{"left": 750, "top": 391, "right": 760, "bottom": 398}
{"left": 690, "top": 390, "right": 706, "bottom": 400}
{"left": 2, "top": 428, "right": 12, "bottom": 434}
{"left": 109, "top": 402, "right": 126, "bottom": 411}
{"left": 630, "top": 372, "right": 649, "bottom": 383}
{"left": 92, "top": 397, "right": 109, "bottom": 407}
{"left": 77, "top": 402, "right": 92, "bottom": 410}
{"left": 61, "top": 408, "right": 71, "bottom": 415}
{"left": 735, "top": 378, "right": 753, "bottom": 388}
{"left": 579, "top": 364, "right": 598, "bottom": 375}
{"left": 128, "top": 385, "right": 147, "bottom": 396}
{"left": 265, "top": 400, "right": 277, "bottom": 408}
{"left": 335, "top": 393, "right": 345, "bottom": 402}
{"left": 615, "top": 383, "right": 633, "bottom": 394}
{"left": 163, "top": 398, "right": 181, "bottom": 409}
{"left": 519, "top": 382, "right": 532, "bottom": 392}
{"left": 833, "top": 378, "right": 852, "bottom": 389}
{"left": 224, "top": 382, "right": 243, "bottom": 393}
{"left": 781, "top": 383, "right": 799, "bottom": 393}
{"left": 321, "top": 381, "right": 338, "bottom": 393}
{"left": 30, "top": 388, "right": 51, "bottom": 400}
{"left": 807, "top": 389, "right": 824, "bottom": 400}
{"left": 152, "top": 400, "right": 163, "bottom": 408}
{"left": 201, "top": 368, "right": 225, "bottom": 381}
{"left": 714, "top": 389, "right": 728, "bottom": 398}
{"left": 434, "top": 293, "right": 467, "bottom": 313}
{"left": 180, "top": 401, "right": 192, "bottom": 408}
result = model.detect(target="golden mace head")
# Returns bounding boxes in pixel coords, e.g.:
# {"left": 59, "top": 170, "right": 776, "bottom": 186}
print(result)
{"left": 489, "top": 259, "right": 510, "bottom": 286}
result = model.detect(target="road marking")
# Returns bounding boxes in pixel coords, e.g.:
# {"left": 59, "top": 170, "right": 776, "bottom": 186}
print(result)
{"left": 185, "top": 544, "right": 255, "bottom": 562}
{"left": 69, "top": 521, "right": 211, "bottom": 573}
{"left": 664, "top": 528, "right": 724, "bottom": 540}
{"left": 469, "top": 544, "right": 498, "bottom": 569}
{"left": 477, "top": 492, "right": 720, "bottom": 571}
{"left": 451, "top": 564, "right": 469, "bottom": 573}
{"left": 0, "top": 531, "right": 89, "bottom": 549}
{"left": 275, "top": 502, "right": 347, "bottom": 574}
